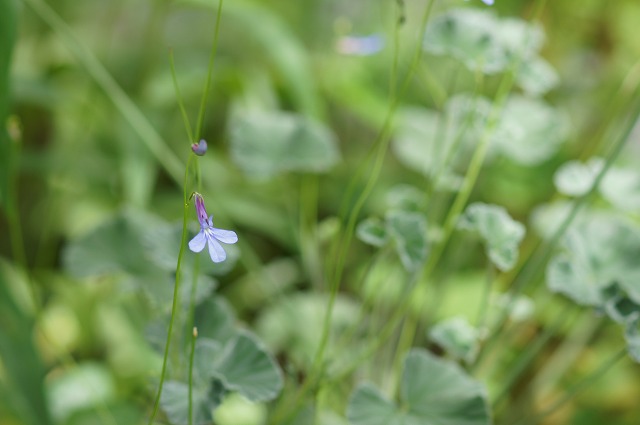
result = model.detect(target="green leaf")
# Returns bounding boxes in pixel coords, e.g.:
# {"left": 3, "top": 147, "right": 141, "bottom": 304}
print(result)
{"left": 546, "top": 216, "right": 640, "bottom": 307}
{"left": 347, "top": 384, "right": 401, "bottom": 425}
{"left": 347, "top": 349, "right": 491, "bottom": 425}
{"left": 47, "top": 363, "right": 116, "bottom": 424}
{"left": 491, "top": 95, "right": 569, "bottom": 165}
{"left": 459, "top": 203, "right": 525, "bottom": 272}
{"left": 63, "top": 210, "right": 173, "bottom": 278}
{"left": 386, "top": 185, "right": 427, "bottom": 212}
{"left": 229, "top": 110, "right": 339, "bottom": 180}
{"left": 356, "top": 217, "right": 388, "bottom": 247}
{"left": 600, "top": 167, "right": 640, "bottom": 212}
{"left": 386, "top": 210, "right": 429, "bottom": 271}
{"left": 424, "top": 9, "right": 508, "bottom": 74}
{"left": 256, "top": 293, "right": 359, "bottom": 368}
{"left": 517, "top": 56, "right": 560, "bottom": 96}
{"left": 429, "top": 317, "right": 480, "bottom": 364}
{"left": 554, "top": 158, "right": 604, "bottom": 196}
{"left": 212, "top": 331, "right": 283, "bottom": 402}
{"left": 392, "top": 96, "right": 490, "bottom": 177}
{"left": 160, "top": 380, "right": 225, "bottom": 425}
{"left": 194, "top": 298, "right": 238, "bottom": 346}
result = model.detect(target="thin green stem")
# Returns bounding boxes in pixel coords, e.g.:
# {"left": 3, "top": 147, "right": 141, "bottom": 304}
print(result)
{"left": 194, "top": 0, "right": 224, "bottom": 141}
{"left": 188, "top": 326, "right": 198, "bottom": 425}
{"left": 148, "top": 154, "right": 194, "bottom": 425}
{"left": 513, "top": 347, "right": 627, "bottom": 425}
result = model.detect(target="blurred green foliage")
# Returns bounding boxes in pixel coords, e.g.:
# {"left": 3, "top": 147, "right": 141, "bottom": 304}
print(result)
{"left": 3, "top": 0, "right": 640, "bottom": 424}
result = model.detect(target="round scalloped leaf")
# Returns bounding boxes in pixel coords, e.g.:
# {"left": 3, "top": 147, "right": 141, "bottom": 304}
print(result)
{"left": 517, "top": 56, "right": 560, "bottom": 96}
{"left": 600, "top": 167, "right": 640, "bottom": 212}
{"left": 429, "top": 317, "right": 480, "bottom": 364}
{"left": 392, "top": 96, "right": 490, "bottom": 177}
{"left": 491, "top": 95, "right": 569, "bottom": 165}
{"left": 554, "top": 158, "right": 604, "bottom": 197}
{"left": 546, "top": 217, "right": 640, "bottom": 307}
{"left": 424, "top": 9, "right": 508, "bottom": 74}
{"left": 386, "top": 210, "right": 429, "bottom": 271}
{"left": 386, "top": 185, "right": 427, "bottom": 212}
{"left": 212, "top": 331, "right": 283, "bottom": 402}
{"left": 347, "top": 349, "right": 491, "bottom": 425}
{"left": 459, "top": 203, "right": 525, "bottom": 272}
{"left": 357, "top": 217, "right": 388, "bottom": 247}
{"left": 229, "top": 110, "right": 340, "bottom": 180}
{"left": 347, "top": 384, "right": 402, "bottom": 425}
{"left": 63, "top": 210, "right": 173, "bottom": 279}
{"left": 160, "top": 379, "right": 225, "bottom": 425}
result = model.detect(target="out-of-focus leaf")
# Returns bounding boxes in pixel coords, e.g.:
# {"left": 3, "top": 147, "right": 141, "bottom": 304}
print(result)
{"left": 601, "top": 284, "right": 640, "bottom": 325}
{"left": 160, "top": 379, "right": 225, "bottom": 425}
{"left": 554, "top": 157, "right": 604, "bottom": 197}
{"left": 600, "top": 167, "right": 640, "bottom": 212}
{"left": 229, "top": 110, "right": 340, "bottom": 180}
{"left": 386, "top": 184, "right": 427, "bottom": 212}
{"left": 393, "top": 95, "right": 490, "bottom": 177}
{"left": 194, "top": 298, "right": 238, "bottom": 346}
{"left": 47, "top": 363, "right": 116, "bottom": 424}
{"left": 517, "top": 56, "right": 560, "bottom": 96}
{"left": 459, "top": 203, "right": 525, "bottom": 271}
{"left": 546, "top": 216, "right": 640, "bottom": 306}
{"left": 214, "top": 393, "right": 267, "bottom": 425}
{"left": 347, "top": 384, "right": 400, "bottom": 425}
{"left": 257, "top": 293, "right": 359, "bottom": 368}
{"left": 429, "top": 317, "right": 480, "bottom": 363}
{"left": 347, "top": 349, "right": 491, "bottom": 425}
{"left": 386, "top": 210, "right": 429, "bottom": 271}
{"left": 212, "top": 331, "right": 283, "bottom": 402}
{"left": 356, "top": 217, "right": 388, "bottom": 247}
{"left": 424, "top": 10, "right": 543, "bottom": 75}
{"left": 0, "top": 262, "right": 52, "bottom": 425}
{"left": 491, "top": 95, "right": 569, "bottom": 165}
{"left": 424, "top": 9, "right": 508, "bottom": 74}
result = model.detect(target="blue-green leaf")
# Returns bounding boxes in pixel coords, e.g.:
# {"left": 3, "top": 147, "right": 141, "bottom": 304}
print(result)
{"left": 386, "top": 210, "right": 429, "bottom": 271}
{"left": 160, "top": 379, "right": 225, "bottom": 425}
{"left": 212, "top": 332, "right": 283, "bottom": 402}
{"left": 600, "top": 167, "right": 640, "bottom": 212}
{"left": 356, "top": 217, "right": 388, "bottom": 247}
{"left": 459, "top": 203, "right": 525, "bottom": 272}
{"left": 347, "top": 349, "right": 491, "bottom": 425}
{"left": 229, "top": 110, "right": 339, "bottom": 180}
{"left": 546, "top": 216, "right": 640, "bottom": 307}
{"left": 491, "top": 95, "right": 569, "bottom": 165}
{"left": 517, "top": 56, "right": 560, "bottom": 96}
{"left": 429, "top": 317, "right": 480, "bottom": 364}
{"left": 554, "top": 158, "right": 604, "bottom": 197}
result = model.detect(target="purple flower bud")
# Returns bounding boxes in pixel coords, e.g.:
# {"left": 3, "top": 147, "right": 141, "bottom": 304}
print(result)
{"left": 191, "top": 139, "right": 208, "bottom": 156}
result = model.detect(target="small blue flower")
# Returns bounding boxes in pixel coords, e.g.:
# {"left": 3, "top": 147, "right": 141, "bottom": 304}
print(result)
{"left": 191, "top": 139, "right": 208, "bottom": 156}
{"left": 188, "top": 192, "right": 238, "bottom": 263}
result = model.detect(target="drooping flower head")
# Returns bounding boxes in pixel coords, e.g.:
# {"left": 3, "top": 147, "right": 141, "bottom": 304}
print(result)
{"left": 188, "top": 192, "right": 238, "bottom": 263}
{"left": 191, "top": 139, "right": 208, "bottom": 156}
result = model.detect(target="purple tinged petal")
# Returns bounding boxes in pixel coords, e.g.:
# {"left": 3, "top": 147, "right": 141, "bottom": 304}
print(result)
{"left": 207, "top": 236, "right": 227, "bottom": 263}
{"left": 193, "top": 193, "right": 208, "bottom": 228}
{"left": 188, "top": 230, "right": 207, "bottom": 252}
{"left": 212, "top": 228, "right": 238, "bottom": 244}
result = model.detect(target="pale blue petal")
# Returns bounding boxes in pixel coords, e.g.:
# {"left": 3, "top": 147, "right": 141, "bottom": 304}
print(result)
{"left": 188, "top": 230, "right": 207, "bottom": 252}
{"left": 207, "top": 236, "right": 227, "bottom": 263}
{"left": 212, "top": 228, "right": 238, "bottom": 244}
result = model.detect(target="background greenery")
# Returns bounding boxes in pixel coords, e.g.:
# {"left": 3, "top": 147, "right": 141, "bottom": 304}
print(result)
{"left": 2, "top": 0, "right": 640, "bottom": 424}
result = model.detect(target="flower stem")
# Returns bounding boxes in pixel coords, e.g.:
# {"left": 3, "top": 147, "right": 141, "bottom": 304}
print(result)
{"left": 148, "top": 154, "right": 194, "bottom": 425}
